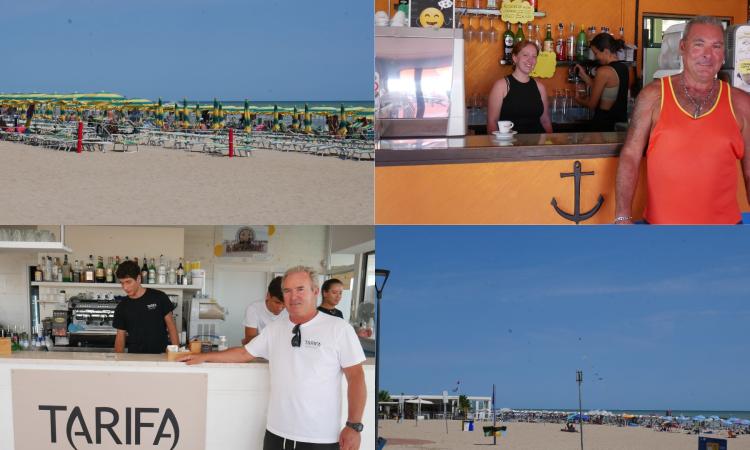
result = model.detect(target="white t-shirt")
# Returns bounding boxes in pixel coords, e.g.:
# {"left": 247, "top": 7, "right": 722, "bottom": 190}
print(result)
{"left": 245, "top": 312, "right": 366, "bottom": 443}
{"left": 243, "top": 300, "right": 287, "bottom": 331}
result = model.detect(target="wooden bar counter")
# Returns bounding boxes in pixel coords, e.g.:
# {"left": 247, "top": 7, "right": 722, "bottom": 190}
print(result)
{"left": 375, "top": 132, "right": 750, "bottom": 224}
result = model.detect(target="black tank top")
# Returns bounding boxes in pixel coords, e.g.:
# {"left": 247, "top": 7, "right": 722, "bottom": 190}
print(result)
{"left": 591, "top": 61, "right": 629, "bottom": 131}
{"left": 498, "top": 75, "right": 545, "bottom": 134}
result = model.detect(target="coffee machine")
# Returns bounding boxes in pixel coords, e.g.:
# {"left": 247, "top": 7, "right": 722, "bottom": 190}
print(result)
{"left": 184, "top": 294, "right": 227, "bottom": 342}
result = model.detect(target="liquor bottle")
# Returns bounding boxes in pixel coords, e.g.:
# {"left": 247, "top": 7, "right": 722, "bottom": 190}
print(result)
{"left": 44, "top": 256, "right": 53, "bottom": 282}
{"left": 95, "top": 256, "right": 106, "bottom": 283}
{"left": 141, "top": 256, "right": 149, "bottom": 284}
{"left": 576, "top": 25, "right": 588, "bottom": 62}
{"left": 526, "top": 23, "right": 535, "bottom": 49}
{"left": 113, "top": 256, "right": 120, "bottom": 280}
{"left": 55, "top": 257, "right": 63, "bottom": 282}
{"left": 503, "top": 22, "right": 515, "bottom": 64}
{"left": 543, "top": 23, "right": 554, "bottom": 53}
{"left": 62, "top": 255, "right": 71, "bottom": 282}
{"left": 514, "top": 22, "right": 525, "bottom": 44}
{"left": 84, "top": 255, "right": 96, "bottom": 283}
{"left": 168, "top": 260, "right": 176, "bottom": 285}
{"left": 50, "top": 257, "right": 58, "bottom": 282}
{"left": 176, "top": 258, "right": 185, "bottom": 285}
{"left": 555, "top": 22, "right": 565, "bottom": 61}
{"left": 35, "top": 257, "right": 43, "bottom": 282}
{"left": 533, "top": 24, "right": 541, "bottom": 49}
{"left": 157, "top": 255, "right": 166, "bottom": 285}
{"left": 105, "top": 257, "right": 114, "bottom": 283}
{"left": 72, "top": 259, "right": 81, "bottom": 283}
{"left": 148, "top": 258, "right": 156, "bottom": 285}
{"left": 133, "top": 256, "right": 139, "bottom": 267}
{"left": 567, "top": 23, "right": 576, "bottom": 61}
{"left": 617, "top": 27, "right": 626, "bottom": 60}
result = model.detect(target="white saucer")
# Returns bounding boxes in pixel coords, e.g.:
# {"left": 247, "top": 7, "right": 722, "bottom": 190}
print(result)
{"left": 492, "top": 130, "right": 517, "bottom": 140}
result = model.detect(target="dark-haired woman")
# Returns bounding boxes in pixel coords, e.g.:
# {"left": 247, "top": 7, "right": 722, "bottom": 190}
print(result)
{"left": 318, "top": 278, "right": 344, "bottom": 319}
{"left": 487, "top": 40, "right": 553, "bottom": 134}
{"left": 574, "top": 33, "right": 630, "bottom": 131}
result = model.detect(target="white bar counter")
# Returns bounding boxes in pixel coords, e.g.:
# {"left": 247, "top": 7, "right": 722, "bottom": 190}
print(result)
{"left": 0, "top": 351, "right": 375, "bottom": 449}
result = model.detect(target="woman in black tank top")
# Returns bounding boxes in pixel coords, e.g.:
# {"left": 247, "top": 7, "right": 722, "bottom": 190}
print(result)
{"left": 574, "top": 33, "right": 630, "bottom": 131}
{"left": 487, "top": 40, "right": 553, "bottom": 134}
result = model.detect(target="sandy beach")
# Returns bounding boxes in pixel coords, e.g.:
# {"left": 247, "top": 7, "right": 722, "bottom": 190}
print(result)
{"left": 381, "top": 419, "right": 750, "bottom": 450}
{"left": 0, "top": 141, "right": 372, "bottom": 224}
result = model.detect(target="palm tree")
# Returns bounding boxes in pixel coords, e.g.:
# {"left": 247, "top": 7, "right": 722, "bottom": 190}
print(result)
{"left": 459, "top": 395, "right": 471, "bottom": 417}
{"left": 378, "top": 390, "right": 391, "bottom": 402}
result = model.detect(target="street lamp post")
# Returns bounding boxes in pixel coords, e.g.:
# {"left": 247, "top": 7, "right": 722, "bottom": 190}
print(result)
{"left": 577, "top": 370, "right": 584, "bottom": 450}
{"left": 374, "top": 268, "right": 391, "bottom": 443}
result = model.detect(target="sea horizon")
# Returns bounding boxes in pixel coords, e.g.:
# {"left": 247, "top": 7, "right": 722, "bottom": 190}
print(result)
{"left": 496, "top": 408, "right": 750, "bottom": 420}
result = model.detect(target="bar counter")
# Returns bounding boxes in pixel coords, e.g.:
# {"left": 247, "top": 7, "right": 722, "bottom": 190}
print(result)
{"left": 0, "top": 351, "right": 376, "bottom": 449}
{"left": 376, "top": 132, "right": 750, "bottom": 224}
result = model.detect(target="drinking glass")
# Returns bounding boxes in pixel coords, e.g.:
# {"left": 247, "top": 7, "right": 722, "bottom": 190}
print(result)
{"left": 488, "top": 17, "right": 497, "bottom": 44}
{"left": 477, "top": 16, "right": 485, "bottom": 44}
{"left": 465, "top": 15, "right": 475, "bottom": 42}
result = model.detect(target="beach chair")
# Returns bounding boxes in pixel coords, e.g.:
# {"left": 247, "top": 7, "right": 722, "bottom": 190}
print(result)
{"left": 111, "top": 135, "right": 139, "bottom": 152}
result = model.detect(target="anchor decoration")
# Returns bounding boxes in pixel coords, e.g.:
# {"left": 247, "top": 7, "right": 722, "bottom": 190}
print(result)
{"left": 551, "top": 160, "right": 604, "bottom": 224}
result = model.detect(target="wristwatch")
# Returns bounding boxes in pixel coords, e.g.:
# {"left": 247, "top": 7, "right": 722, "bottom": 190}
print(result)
{"left": 346, "top": 421, "right": 364, "bottom": 432}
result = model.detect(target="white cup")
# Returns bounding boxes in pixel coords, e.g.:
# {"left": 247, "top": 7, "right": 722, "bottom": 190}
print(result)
{"left": 391, "top": 10, "right": 407, "bottom": 26}
{"left": 497, "top": 121, "right": 514, "bottom": 133}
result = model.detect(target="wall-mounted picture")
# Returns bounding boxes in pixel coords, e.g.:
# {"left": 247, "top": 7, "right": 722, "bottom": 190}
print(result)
{"left": 220, "top": 226, "right": 270, "bottom": 256}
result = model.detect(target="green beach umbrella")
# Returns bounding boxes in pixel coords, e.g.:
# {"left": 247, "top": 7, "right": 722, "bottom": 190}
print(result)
{"left": 304, "top": 103, "right": 312, "bottom": 134}
{"left": 338, "top": 103, "right": 349, "bottom": 136}
{"left": 156, "top": 98, "right": 164, "bottom": 127}
{"left": 182, "top": 98, "right": 189, "bottom": 129}
{"left": 212, "top": 98, "right": 220, "bottom": 129}
{"left": 272, "top": 104, "right": 280, "bottom": 132}
{"left": 243, "top": 99, "right": 252, "bottom": 132}
{"left": 291, "top": 106, "right": 299, "bottom": 130}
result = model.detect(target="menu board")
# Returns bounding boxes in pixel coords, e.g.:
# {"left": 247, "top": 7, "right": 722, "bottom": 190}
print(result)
{"left": 410, "top": 0, "right": 455, "bottom": 29}
{"left": 500, "top": 0, "right": 534, "bottom": 24}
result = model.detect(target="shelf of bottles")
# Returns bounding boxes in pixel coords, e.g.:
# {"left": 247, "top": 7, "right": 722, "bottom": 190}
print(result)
{"left": 32, "top": 254, "right": 200, "bottom": 288}
{"left": 456, "top": 7, "right": 546, "bottom": 18}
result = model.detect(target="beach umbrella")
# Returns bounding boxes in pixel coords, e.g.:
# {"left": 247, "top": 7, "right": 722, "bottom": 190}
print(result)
{"left": 337, "top": 103, "right": 349, "bottom": 136}
{"left": 708, "top": 415, "right": 720, "bottom": 421}
{"left": 693, "top": 415, "right": 706, "bottom": 421}
{"left": 304, "top": 103, "right": 312, "bottom": 134}
{"left": 182, "top": 98, "right": 189, "bottom": 129}
{"left": 740, "top": 419, "right": 750, "bottom": 426}
{"left": 243, "top": 99, "right": 252, "bottom": 132}
{"left": 218, "top": 103, "right": 224, "bottom": 128}
{"left": 156, "top": 98, "right": 164, "bottom": 127}
{"left": 272, "top": 104, "right": 280, "bottom": 132}
{"left": 291, "top": 106, "right": 299, "bottom": 130}
{"left": 194, "top": 103, "right": 201, "bottom": 127}
{"left": 211, "top": 98, "right": 220, "bottom": 129}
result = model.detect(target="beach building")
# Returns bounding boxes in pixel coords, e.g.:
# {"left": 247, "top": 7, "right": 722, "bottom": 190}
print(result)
{"left": 386, "top": 394, "right": 493, "bottom": 420}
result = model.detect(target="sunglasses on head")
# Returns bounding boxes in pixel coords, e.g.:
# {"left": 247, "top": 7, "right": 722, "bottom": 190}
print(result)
{"left": 291, "top": 324, "right": 301, "bottom": 348}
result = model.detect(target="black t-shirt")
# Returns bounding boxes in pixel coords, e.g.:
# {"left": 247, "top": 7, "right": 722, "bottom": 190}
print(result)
{"left": 113, "top": 288, "right": 174, "bottom": 354}
{"left": 317, "top": 305, "right": 343, "bottom": 319}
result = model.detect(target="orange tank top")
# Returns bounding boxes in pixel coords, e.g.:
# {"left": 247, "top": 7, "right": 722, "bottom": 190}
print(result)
{"left": 644, "top": 76, "right": 744, "bottom": 224}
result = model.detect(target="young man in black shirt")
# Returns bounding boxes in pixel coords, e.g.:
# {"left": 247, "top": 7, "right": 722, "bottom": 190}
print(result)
{"left": 317, "top": 278, "right": 344, "bottom": 319}
{"left": 113, "top": 260, "right": 179, "bottom": 354}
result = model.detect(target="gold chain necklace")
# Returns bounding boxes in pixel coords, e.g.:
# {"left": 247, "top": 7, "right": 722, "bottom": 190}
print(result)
{"left": 681, "top": 77, "right": 717, "bottom": 119}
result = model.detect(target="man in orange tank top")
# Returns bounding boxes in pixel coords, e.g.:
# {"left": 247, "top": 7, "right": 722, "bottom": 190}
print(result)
{"left": 614, "top": 16, "right": 750, "bottom": 224}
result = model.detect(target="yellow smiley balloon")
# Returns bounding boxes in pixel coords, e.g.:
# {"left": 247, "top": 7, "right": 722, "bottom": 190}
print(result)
{"left": 419, "top": 7, "right": 445, "bottom": 28}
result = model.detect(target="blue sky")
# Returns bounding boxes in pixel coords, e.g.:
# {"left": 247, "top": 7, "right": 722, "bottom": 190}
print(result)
{"left": 0, "top": 0, "right": 372, "bottom": 101}
{"left": 377, "top": 226, "right": 750, "bottom": 411}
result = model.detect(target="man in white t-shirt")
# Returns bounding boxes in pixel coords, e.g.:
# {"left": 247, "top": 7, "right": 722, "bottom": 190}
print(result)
{"left": 242, "top": 276, "right": 287, "bottom": 345}
{"left": 179, "top": 266, "right": 367, "bottom": 450}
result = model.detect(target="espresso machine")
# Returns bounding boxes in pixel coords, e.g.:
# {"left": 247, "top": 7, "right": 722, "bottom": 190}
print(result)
{"left": 67, "top": 293, "right": 121, "bottom": 348}
{"left": 375, "top": 26, "right": 466, "bottom": 137}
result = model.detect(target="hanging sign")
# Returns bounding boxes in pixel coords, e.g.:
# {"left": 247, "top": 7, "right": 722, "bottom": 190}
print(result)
{"left": 410, "top": 0, "right": 455, "bottom": 29}
{"left": 500, "top": 0, "right": 534, "bottom": 24}
{"left": 530, "top": 51, "right": 556, "bottom": 78}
